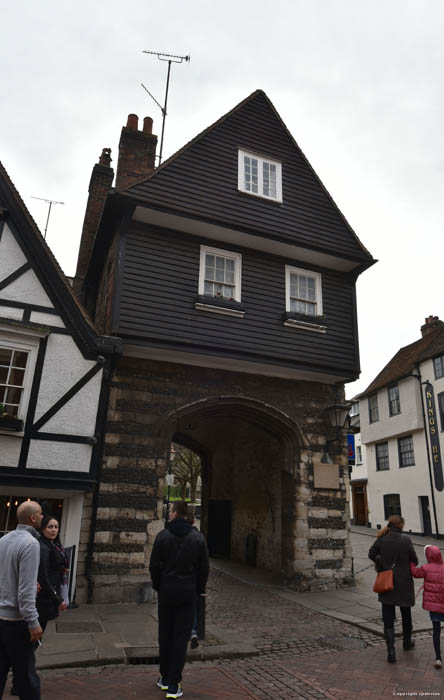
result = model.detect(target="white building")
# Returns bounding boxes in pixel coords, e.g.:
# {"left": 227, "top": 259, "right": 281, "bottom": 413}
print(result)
{"left": 348, "top": 403, "right": 369, "bottom": 526}
{"left": 0, "top": 161, "right": 119, "bottom": 601}
{"left": 359, "top": 316, "right": 444, "bottom": 536}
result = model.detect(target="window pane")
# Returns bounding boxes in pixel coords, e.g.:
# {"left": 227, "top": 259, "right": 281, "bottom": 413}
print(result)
{"left": 214, "top": 283, "right": 224, "bottom": 297}
{"left": 8, "top": 368, "right": 25, "bottom": 387}
{"left": 299, "top": 276, "right": 307, "bottom": 299}
{"left": 12, "top": 351, "right": 28, "bottom": 369}
{"left": 307, "top": 278, "right": 316, "bottom": 301}
{"left": 205, "top": 255, "right": 214, "bottom": 280}
{"left": 4, "top": 404, "right": 19, "bottom": 417}
{"left": 224, "top": 285, "right": 234, "bottom": 299}
{"left": 0, "top": 348, "right": 12, "bottom": 365}
{"left": 290, "top": 274, "right": 298, "bottom": 298}
{"left": 204, "top": 281, "right": 213, "bottom": 296}
{"left": 225, "top": 259, "right": 235, "bottom": 284}
{"left": 0, "top": 367, "right": 8, "bottom": 384}
{"left": 5, "top": 387, "right": 22, "bottom": 405}
{"left": 307, "top": 302, "right": 316, "bottom": 316}
{"left": 215, "top": 257, "right": 225, "bottom": 283}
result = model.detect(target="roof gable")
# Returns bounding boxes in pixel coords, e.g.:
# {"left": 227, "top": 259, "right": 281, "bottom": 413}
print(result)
{"left": 0, "top": 161, "right": 100, "bottom": 357}
{"left": 121, "top": 90, "right": 375, "bottom": 269}
{"left": 362, "top": 323, "right": 444, "bottom": 395}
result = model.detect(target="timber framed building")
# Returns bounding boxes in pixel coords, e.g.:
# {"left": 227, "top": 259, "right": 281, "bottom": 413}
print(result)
{"left": 74, "top": 91, "right": 376, "bottom": 601}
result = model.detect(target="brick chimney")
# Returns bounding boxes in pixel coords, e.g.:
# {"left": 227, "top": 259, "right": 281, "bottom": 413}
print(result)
{"left": 115, "top": 114, "right": 157, "bottom": 189}
{"left": 421, "top": 315, "right": 444, "bottom": 337}
{"left": 74, "top": 148, "right": 114, "bottom": 299}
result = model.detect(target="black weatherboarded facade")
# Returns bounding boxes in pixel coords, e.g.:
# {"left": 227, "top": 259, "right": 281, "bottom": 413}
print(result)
{"left": 75, "top": 90, "right": 375, "bottom": 602}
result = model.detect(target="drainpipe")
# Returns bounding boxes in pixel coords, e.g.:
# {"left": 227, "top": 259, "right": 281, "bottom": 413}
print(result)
{"left": 414, "top": 365, "right": 440, "bottom": 539}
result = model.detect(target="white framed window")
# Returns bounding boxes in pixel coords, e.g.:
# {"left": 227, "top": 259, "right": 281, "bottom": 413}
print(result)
{"left": 285, "top": 266, "right": 322, "bottom": 316}
{"left": 0, "top": 328, "right": 42, "bottom": 426}
{"left": 198, "top": 246, "right": 242, "bottom": 303}
{"left": 238, "top": 150, "right": 282, "bottom": 202}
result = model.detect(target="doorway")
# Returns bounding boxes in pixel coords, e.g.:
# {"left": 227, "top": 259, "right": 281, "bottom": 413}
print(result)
{"left": 351, "top": 482, "right": 368, "bottom": 526}
{"left": 419, "top": 495, "right": 432, "bottom": 536}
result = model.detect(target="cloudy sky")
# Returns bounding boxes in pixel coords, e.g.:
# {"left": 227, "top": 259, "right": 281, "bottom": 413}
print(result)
{"left": 1, "top": 1, "right": 443, "bottom": 397}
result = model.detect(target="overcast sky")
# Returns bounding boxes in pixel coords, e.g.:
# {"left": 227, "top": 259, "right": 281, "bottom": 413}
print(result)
{"left": 1, "top": 1, "right": 443, "bottom": 398}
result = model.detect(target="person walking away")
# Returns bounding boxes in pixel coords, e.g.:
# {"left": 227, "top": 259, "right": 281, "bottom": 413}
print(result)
{"left": 149, "top": 500, "right": 209, "bottom": 699}
{"left": 411, "top": 545, "right": 444, "bottom": 668}
{"left": 36, "top": 516, "right": 68, "bottom": 632}
{"left": 369, "top": 514, "right": 418, "bottom": 663}
{"left": 0, "top": 501, "right": 43, "bottom": 700}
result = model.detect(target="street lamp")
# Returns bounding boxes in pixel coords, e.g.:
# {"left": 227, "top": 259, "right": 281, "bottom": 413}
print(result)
{"left": 321, "top": 402, "right": 350, "bottom": 462}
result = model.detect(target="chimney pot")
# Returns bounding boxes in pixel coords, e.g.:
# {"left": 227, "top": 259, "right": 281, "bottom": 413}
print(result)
{"left": 98, "top": 148, "right": 112, "bottom": 167}
{"left": 421, "top": 315, "right": 443, "bottom": 337}
{"left": 126, "top": 114, "right": 139, "bottom": 130}
{"left": 143, "top": 117, "right": 153, "bottom": 134}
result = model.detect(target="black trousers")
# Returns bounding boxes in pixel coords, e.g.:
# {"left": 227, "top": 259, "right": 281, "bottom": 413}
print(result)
{"left": 0, "top": 620, "right": 40, "bottom": 700}
{"left": 382, "top": 604, "right": 412, "bottom": 629}
{"left": 158, "top": 592, "right": 195, "bottom": 686}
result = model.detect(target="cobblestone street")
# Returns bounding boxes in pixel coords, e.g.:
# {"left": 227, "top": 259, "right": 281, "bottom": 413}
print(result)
{"left": 5, "top": 531, "right": 444, "bottom": 699}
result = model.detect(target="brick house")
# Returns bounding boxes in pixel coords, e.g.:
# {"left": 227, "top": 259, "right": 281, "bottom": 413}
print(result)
{"left": 74, "top": 90, "right": 375, "bottom": 602}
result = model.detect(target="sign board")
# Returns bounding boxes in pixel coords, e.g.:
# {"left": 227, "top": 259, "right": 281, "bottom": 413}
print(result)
{"left": 424, "top": 382, "right": 444, "bottom": 492}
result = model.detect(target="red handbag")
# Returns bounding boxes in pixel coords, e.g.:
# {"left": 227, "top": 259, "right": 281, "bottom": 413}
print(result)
{"left": 373, "top": 567, "right": 394, "bottom": 593}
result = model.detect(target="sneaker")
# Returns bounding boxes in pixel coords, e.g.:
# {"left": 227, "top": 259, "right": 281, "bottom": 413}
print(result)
{"left": 191, "top": 634, "right": 199, "bottom": 649}
{"left": 435, "top": 659, "right": 442, "bottom": 669}
{"left": 156, "top": 677, "right": 168, "bottom": 690}
{"left": 166, "top": 684, "right": 183, "bottom": 698}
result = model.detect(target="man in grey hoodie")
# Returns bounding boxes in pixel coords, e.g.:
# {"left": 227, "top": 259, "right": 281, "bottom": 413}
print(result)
{"left": 0, "top": 500, "right": 43, "bottom": 699}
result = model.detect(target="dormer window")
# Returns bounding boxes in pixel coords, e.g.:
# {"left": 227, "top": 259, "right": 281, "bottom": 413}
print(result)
{"left": 238, "top": 150, "right": 282, "bottom": 202}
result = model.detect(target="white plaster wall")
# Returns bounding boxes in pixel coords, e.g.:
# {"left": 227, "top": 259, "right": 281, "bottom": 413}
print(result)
{"left": 42, "top": 370, "right": 102, "bottom": 436}
{"left": 366, "top": 430, "right": 444, "bottom": 533}
{"left": 1, "top": 268, "right": 54, "bottom": 308}
{"left": 0, "top": 306, "right": 22, "bottom": 320}
{"left": 361, "top": 376, "right": 423, "bottom": 444}
{"left": 0, "top": 224, "right": 27, "bottom": 280}
{"left": 27, "top": 440, "right": 92, "bottom": 472}
{"left": 0, "top": 436, "right": 21, "bottom": 467}
{"left": 34, "top": 334, "right": 97, "bottom": 421}
{"left": 30, "top": 312, "right": 65, "bottom": 328}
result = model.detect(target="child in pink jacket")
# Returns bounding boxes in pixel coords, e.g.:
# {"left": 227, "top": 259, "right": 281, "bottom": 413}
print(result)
{"left": 411, "top": 545, "right": 444, "bottom": 668}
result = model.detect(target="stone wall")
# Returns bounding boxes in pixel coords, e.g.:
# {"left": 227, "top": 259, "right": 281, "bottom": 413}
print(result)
{"left": 80, "top": 356, "right": 352, "bottom": 602}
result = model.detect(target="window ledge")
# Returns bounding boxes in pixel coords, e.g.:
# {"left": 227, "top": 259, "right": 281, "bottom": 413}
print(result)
{"left": 0, "top": 429, "right": 24, "bottom": 437}
{"left": 283, "top": 318, "right": 327, "bottom": 333}
{"left": 195, "top": 302, "right": 245, "bottom": 318}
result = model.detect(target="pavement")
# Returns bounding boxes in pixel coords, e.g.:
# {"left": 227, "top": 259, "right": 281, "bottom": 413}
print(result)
{"left": 5, "top": 528, "right": 444, "bottom": 699}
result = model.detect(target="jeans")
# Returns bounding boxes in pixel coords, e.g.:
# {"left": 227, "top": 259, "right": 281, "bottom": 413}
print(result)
{"left": 0, "top": 620, "right": 40, "bottom": 700}
{"left": 158, "top": 592, "right": 195, "bottom": 685}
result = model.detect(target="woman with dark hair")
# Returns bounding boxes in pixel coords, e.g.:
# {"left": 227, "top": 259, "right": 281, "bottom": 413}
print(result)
{"left": 369, "top": 514, "right": 418, "bottom": 663}
{"left": 36, "top": 515, "right": 68, "bottom": 632}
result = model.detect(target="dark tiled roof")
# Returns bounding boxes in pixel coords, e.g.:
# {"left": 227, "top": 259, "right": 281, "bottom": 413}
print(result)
{"left": 362, "top": 323, "right": 444, "bottom": 396}
{"left": 120, "top": 90, "right": 375, "bottom": 268}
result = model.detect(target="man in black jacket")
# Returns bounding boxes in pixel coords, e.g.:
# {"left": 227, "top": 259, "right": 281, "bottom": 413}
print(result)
{"left": 149, "top": 501, "right": 209, "bottom": 699}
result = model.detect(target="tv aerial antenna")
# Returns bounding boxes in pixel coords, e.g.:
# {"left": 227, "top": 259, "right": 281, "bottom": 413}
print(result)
{"left": 31, "top": 196, "right": 65, "bottom": 239}
{"left": 141, "top": 50, "right": 190, "bottom": 165}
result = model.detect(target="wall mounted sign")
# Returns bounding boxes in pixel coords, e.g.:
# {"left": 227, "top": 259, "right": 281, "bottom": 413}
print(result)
{"left": 347, "top": 433, "right": 355, "bottom": 465}
{"left": 425, "top": 382, "right": 444, "bottom": 491}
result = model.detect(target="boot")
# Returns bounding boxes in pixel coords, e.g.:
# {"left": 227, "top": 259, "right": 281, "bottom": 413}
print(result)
{"left": 402, "top": 623, "right": 415, "bottom": 650}
{"left": 384, "top": 626, "right": 397, "bottom": 663}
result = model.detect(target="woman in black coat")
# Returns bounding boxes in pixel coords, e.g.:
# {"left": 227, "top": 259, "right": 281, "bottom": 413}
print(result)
{"left": 37, "top": 515, "right": 68, "bottom": 631}
{"left": 369, "top": 514, "right": 418, "bottom": 663}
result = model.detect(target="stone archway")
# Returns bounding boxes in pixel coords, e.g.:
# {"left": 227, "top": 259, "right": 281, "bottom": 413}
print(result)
{"left": 159, "top": 396, "right": 307, "bottom": 577}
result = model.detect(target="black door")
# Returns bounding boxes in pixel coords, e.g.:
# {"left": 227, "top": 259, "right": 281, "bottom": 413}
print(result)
{"left": 420, "top": 496, "right": 432, "bottom": 536}
{"left": 207, "top": 499, "right": 232, "bottom": 558}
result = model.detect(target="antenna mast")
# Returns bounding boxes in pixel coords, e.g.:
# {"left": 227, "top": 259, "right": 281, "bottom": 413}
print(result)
{"left": 31, "top": 196, "right": 65, "bottom": 239}
{"left": 141, "top": 50, "right": 190, "bottom": 164}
